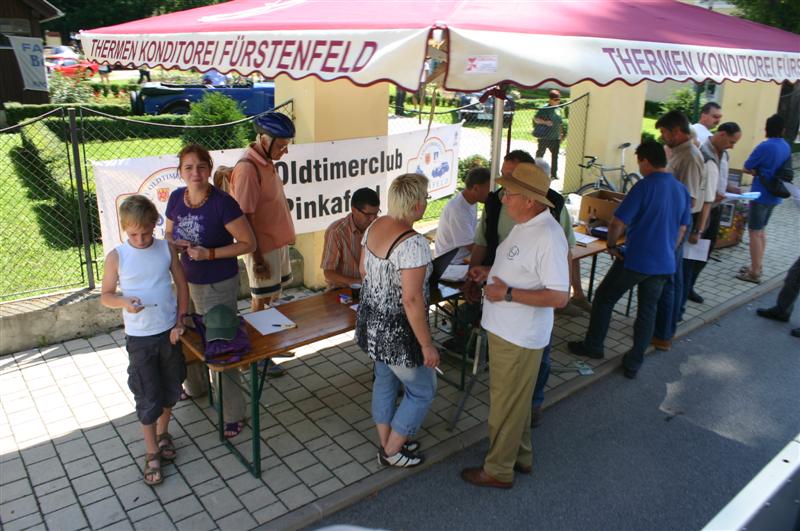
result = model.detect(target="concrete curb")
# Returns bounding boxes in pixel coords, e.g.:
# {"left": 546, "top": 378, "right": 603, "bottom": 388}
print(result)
{"left": 262, "top": 273, "right": 785, "bottom": 531}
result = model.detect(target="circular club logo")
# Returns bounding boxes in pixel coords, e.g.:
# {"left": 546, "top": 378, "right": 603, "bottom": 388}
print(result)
{"left": 115, "top": 166, "right": 183, "bottom": 242}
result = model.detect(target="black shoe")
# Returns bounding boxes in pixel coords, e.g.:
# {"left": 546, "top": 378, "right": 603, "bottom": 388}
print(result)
{"left": 687, "top": 291, "right": 704, "bottom": 304}
{"left": 567, "top": 341, "right": 604, "bottom": 360}
{"left": 756, "top": 307, "right": 790, "bottom": 323}
{"left": 622, "top": 366, "right": 637, "bottom": 379}
{"left": 791, "top": 328, "right": 800, "bottom": 338}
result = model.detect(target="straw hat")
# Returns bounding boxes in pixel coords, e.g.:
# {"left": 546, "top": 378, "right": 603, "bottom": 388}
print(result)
{"left": 496, "top": 162, "right": 554, "bottom": 208}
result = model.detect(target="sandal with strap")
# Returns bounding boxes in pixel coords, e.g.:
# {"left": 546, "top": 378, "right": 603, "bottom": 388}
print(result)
{"left": 157, "top": 432, "right": 176, "bottom": 462}
{"left": 143, "top": 453, "right": 162, "bottom": 486}
{"left": 224, "top": 420, "right": 244, "bottom": 439}
{"left": 736, "top": 270, "right": 762, "bottom": 284}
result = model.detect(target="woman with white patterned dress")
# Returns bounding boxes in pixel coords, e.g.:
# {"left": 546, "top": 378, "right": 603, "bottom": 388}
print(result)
{"left": 356, "top": 173, "right": 440, "bottom": 468}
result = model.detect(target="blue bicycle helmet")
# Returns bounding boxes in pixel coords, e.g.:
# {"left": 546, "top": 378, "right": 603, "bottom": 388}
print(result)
{"left": 253, "top": 112, "right": 295, "bottom": 138}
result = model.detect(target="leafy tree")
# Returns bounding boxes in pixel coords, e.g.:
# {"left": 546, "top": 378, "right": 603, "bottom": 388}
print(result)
{"left": 155, "top": 0, "right": 226, "bottom": 13}
{"left": 181, "top": 92, "right": 250, "bottom": 150}
{"left": 728, "top": 0, "right": 800, "bottom": 34}
{"left": 44, "top": 0, "right": 162, "bottom": 38}
{"left": 44, "top": 0, "right": 225, "bottom": 38}
{"left": 660, "top": 88, "right": 698, "bottom": 120}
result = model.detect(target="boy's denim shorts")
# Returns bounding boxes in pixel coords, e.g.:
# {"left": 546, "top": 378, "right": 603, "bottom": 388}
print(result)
{"left": 126, "top": 330, "right": 186, "bottom": 425}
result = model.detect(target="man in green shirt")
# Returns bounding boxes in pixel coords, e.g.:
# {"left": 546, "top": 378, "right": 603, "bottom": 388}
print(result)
{"left": 533, "top": 90, "right": 564, "bottom": 179}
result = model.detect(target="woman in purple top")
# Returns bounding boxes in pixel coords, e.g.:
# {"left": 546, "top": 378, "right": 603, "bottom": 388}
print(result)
{"left": 166, "top": 143, "right": 256, "bottom": 438}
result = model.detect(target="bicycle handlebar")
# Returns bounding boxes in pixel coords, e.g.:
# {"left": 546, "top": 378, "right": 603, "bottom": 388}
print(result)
{"left": 579, "top": 155, "right": 597, "bottom": 169}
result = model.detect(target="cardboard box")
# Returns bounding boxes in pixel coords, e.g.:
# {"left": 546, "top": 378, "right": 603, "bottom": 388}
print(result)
{"left": 578, "top": 190, "right": 626, "bottom": 223}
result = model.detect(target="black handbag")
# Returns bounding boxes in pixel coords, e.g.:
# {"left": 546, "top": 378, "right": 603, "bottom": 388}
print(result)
{"left": 758, "top": 157, "right": 793, "bottom": 199}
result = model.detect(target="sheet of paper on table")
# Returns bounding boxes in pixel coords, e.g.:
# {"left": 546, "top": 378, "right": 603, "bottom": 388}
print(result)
{"left": 684, "top": 239, "right": 711, "bottom": 262}
{"left": 440, "top": 264, "right": 468, "bottom": 282}
{"left": 243, "top": 307, "right": 297, "bottom": 336}
{"left": 574, "top": 233, "right": 599, "bottom": 246}
{"left": 437, "top": 284, "right": 461, "bottom": 299}
{"left": 723, "top": 191, "right": 760, "bottom": 201}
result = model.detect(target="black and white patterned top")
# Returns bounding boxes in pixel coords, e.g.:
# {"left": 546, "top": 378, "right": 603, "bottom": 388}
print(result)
{"left": 355, "top": 225, "right": 432, "bottom": 368}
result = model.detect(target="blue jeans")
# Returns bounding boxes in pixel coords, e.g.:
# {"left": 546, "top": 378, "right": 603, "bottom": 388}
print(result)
{"left": 372, "top": 361, "right": 436, "bottom": 437}
{"left": 582, "top": 260, "right": 669, "bottom": 369}
{"left": 532, "top": 342, "right": 551, "bottom": 408}
{"left": 654, "top": 240, "right": 685, "bottom": 341}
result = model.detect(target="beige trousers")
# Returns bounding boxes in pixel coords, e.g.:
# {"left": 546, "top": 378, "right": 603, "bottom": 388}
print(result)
{"left": 483, "top": 331, "right": 543, "bottom": 483}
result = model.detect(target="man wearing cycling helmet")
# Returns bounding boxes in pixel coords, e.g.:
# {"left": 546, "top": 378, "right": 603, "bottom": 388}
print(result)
{"left": 230, "top": 112, "right": 296, "bottom": 314}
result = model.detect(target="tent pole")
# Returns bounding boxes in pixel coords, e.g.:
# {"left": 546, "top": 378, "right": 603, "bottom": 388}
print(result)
{"left": 489, "top": 91, "right": 505, "bottom": 189}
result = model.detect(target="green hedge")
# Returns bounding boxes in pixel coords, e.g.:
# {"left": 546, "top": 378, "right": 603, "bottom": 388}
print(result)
{"left": 5, "top": 102, "right": 132, "bottom": 125}
{"left": 42, "top": 114, "right": 187, "bottom": 142}
{"left": 89, "top": 82, "right": 139, "bottom": 97}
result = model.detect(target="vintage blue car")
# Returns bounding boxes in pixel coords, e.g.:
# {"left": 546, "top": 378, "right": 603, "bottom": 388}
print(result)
{"left": 129, "top": 81, "right": 275, "bottom": 115}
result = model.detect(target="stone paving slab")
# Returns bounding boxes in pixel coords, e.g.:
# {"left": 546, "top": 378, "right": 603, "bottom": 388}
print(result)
{"left": 1, "top": 201, "right": 798, "bottom": 530}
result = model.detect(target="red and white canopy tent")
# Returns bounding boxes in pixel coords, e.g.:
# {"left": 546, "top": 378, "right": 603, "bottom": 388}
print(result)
{"left": 81, "top": 0, "right": 800, "bottom": 171}
{"left": 81, "top": 0, "right": 800, "bottom": 90}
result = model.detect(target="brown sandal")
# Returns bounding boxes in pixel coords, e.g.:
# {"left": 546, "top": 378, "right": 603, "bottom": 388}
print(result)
{"left": 143, "top": 453, "right": 162, "bottom": 486}
{"left": 736, "top": 270, "right": 762, "bottom": 284}
{"left": 157, "top": 432, "right": 176, "bottom": 462}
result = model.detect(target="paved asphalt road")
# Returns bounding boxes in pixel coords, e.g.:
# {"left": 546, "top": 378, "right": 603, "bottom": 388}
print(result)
{"left": 313, "top": 288, "right": 800, "bottom": 531}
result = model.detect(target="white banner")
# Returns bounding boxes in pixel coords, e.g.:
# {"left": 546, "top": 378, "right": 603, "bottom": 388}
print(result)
{"left": 447, "top": 30, "right": 800, "bottom": 90}
{"left": 81, "top": 28, "right": 430, "bottom": 91}
{"left": 6, "top": 35, "right": 48, "bottom": 92}
{"left": 93, "top": 124, "right": 461, "bottom": 253}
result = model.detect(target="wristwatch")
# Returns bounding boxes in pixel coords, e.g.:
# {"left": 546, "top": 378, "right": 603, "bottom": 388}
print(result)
{"left": 505, "top": 287, "right": 513, "bottom": 302}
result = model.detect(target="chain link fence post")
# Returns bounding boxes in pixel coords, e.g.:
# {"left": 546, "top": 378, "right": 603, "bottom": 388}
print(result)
{"left": 68, "top": 108, "right": 95, "bottom": 290}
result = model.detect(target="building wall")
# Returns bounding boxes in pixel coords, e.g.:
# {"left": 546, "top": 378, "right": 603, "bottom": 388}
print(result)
{"left": 0, "top": 0, "right": 49, "bottom": 106}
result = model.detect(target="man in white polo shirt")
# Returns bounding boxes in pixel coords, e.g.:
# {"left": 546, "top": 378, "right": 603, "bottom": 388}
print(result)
{"left": 434, "top": 167, "right": 491, "bottom": 262}
{"left": 461, "top": 163, "right": 569, "bottom": 489}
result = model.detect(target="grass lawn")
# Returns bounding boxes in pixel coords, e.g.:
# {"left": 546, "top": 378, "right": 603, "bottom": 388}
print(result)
{"left": 0, "top": 133, "right": 186, "bottom": 301}
{"left": 0, "top": 133, "right": 91, "bottom": 301}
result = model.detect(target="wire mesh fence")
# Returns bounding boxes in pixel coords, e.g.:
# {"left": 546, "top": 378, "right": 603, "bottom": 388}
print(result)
{"left": 0, "top": 91, "right": 588, "bottom": 302}
{"left": 0, "top": 110, "right": 90, "bottom": 301}
{"left": 0, "top": 102, "right": 293, "bottom": 302}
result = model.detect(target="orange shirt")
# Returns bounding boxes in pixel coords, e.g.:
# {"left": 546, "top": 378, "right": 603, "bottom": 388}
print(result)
{"left": 230, "top": 143, "right": 295, "bottom": 253}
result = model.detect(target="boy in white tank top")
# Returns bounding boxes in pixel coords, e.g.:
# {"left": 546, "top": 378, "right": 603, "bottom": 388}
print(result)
{"left": 100, "top": 195, "right": 189, "bottom": 486}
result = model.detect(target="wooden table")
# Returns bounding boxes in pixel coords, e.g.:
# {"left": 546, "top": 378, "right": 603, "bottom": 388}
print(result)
{"left": 572, "top": 226, "right": 637, "bottom": 316}
{"left": 181, "top": 284, "right": 462, "bottom": 477}
{"left": 572, "top": 226, "right": 625, "bottom": 302}
{"left": 181, "top": 289, "right": 356, "bottom": 477}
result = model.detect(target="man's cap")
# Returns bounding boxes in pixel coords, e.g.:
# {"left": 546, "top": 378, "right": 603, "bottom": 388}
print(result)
{"left": 204, "top": 304, "right": 239, "bottom": 342}
{"left": 497, "top": 162, "right": 554, "bottom": 208}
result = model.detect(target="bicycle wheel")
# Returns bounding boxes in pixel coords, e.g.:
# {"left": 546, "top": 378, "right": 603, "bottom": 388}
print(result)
{"left": 621, "top": 172, "right": 642, "bottom": 194}
{"left": 576, "top": 182, "right": 614, "bottom": 195}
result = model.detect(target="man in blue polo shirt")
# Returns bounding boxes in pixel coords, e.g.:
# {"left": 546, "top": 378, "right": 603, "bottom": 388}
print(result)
{"left": 736, "top": 114, "right": 791, "bottom": 284}
{"left": 569, "top": 141, "right": 691, "bottom": 378}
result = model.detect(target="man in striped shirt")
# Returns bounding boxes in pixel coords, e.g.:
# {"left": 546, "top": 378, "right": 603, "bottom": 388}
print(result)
{"left": 321, "top": 187, "right": 380, "bottom": 289}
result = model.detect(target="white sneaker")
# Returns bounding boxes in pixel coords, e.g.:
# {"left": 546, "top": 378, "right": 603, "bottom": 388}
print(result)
{"left": 378, "top": 447, "right": 424, "bottom": 468}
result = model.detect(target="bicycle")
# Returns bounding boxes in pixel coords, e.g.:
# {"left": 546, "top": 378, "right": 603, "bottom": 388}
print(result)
{"left": 576, "top": 142, "right": 642, "bottom": 195}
